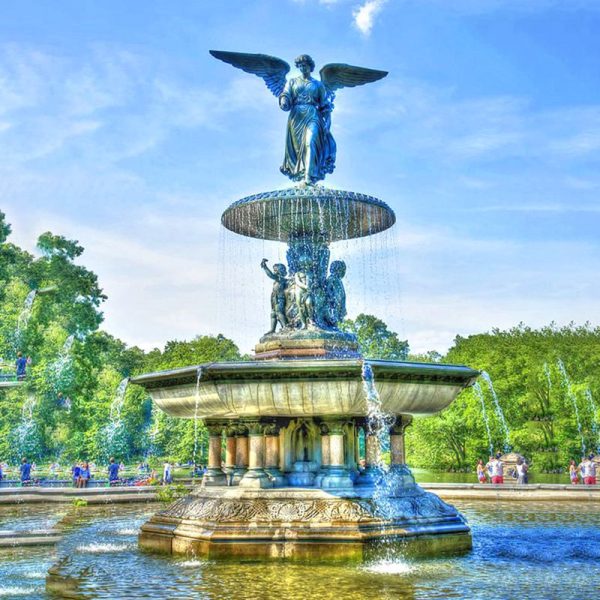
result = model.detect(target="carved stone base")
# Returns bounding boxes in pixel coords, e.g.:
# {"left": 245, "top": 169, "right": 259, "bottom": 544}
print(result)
{"left": 139, "top": 485, "right": 471, "bottom": 560}
{"left": 255, "top": 330, "right": 360, "bottom": 360}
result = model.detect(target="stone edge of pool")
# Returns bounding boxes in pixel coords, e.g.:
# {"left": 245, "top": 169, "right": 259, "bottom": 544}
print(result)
{"left": 1, "top": 484, "right": 599, "bottom": 504}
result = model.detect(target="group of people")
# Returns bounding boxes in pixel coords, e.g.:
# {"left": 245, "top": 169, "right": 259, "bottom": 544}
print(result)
{"left": 477, "top": 452, "right": 598, "bottom": 485}
{"left": 71, "top": 461, "right": 92, "bottom": 487}
{"left": 477, "top": 453, "right": 529, "bottom": 484}
{"left": 569, "top": 454, "right": 598, "bottom": 485}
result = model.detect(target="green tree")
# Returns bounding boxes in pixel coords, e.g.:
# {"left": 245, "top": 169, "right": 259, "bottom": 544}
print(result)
{"left": 341, "top": 314, "right": 409, "bottom": 360}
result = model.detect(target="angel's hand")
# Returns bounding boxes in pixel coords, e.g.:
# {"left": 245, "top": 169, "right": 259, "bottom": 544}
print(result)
{"left": 279, "top": 96, "right": 291, "bottom": 111}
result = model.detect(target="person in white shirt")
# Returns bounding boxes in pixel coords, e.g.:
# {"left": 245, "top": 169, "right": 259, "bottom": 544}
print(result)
{"left": 491, "top": 453, "right": 504, "bottom": 484}
{"left": 580, "top": 454, "right": 597, "bottom": 485}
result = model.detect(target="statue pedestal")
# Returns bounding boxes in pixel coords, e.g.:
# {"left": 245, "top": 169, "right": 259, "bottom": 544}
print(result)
{"left": 255, "top": 330, "right": 359, "bottom": 360}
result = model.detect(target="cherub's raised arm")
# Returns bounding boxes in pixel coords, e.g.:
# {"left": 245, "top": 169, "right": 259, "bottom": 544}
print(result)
{"left": 261, "top": 258, "right": 276, "bottom": 280}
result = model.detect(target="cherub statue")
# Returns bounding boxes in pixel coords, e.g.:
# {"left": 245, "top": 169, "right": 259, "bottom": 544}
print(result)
{"left": 210, "top": 50, "right": 388, "bottom": 185}
{"left": 294, "top": 270, "right": 312, "bottom": 329}
{"left": 261, "top": 258, "right": 288, "bottom": 333}
{"left": 325, "top": 260, "right": 347, "bottom": 327}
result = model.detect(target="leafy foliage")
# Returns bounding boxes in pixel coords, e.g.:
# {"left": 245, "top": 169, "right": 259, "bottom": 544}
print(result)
{"left": 342, "top": 314, "right": 409, "bottom": 360}
{"left": 407, "top": 324, "right": 600, "bottom": 472}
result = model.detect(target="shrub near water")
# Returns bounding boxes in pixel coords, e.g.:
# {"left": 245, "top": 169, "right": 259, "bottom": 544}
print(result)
{"left": 156, "top": 484, "right": 188, "bottom": 503}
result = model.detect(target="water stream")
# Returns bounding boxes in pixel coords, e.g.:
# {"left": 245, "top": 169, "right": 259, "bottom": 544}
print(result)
{"left": 14, "top": 290, "right": 37, "bottom": 348}
{"left": 101, "top": 378, "right": 130, "bottom": 458}
{"left": 480, "top": 371, "right": 511, "bottom": 452}
{"left": 192, "top": 366, "right": 203, "bottom": 477}
{"left": 472, "top": 382, "right": 494, "bottom": 456}
{"left": 556, "top": 360, "right": 586, "bottom": 456}
{"left": 14, "top": 393, "right": 40, "bottom": 459}
{"left": 584, "top": 388, "right": 600, "bottom": 454}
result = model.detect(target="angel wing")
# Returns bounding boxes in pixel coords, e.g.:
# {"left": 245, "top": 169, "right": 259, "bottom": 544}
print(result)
{"left": 319, "top": 63, "right": 388, "bottom": 96}
{"left": 209, "top": 50, "right": 290, "bottom": 98}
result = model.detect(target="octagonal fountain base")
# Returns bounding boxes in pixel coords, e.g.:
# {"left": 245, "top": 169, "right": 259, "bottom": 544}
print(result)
{"left": 139, "top": 484, "right": 471, "bottom": 561}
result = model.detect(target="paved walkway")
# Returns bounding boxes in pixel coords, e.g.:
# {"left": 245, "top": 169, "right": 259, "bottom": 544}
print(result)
{"left": 422, "top": 482, "right": 600, "bottom": 501}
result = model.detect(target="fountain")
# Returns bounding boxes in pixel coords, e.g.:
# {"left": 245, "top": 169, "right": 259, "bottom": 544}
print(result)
{"left": 131, "top": 50, "right": 479, "bottom": 559}
{"left": 473, "top": 382, "right": 494, "bottom": 456}
{"left": 556, "top": 359, "right": 586, "bottom": 456}
{"left": 100, "top": 378, "right": 130, "bottom": 459}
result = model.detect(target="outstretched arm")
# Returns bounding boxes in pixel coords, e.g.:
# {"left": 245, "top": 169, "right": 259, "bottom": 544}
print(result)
{"left": 261, "top": 258, "right": 276, "bottom": 280}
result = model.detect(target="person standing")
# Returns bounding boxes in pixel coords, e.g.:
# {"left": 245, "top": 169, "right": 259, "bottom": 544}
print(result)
{"left": 163, "top": 460, "right": 173, "bottom": 484}
{"left": 20, "top": 457, "right": 31, "bottom": 485}
{"left": 569, "top": 459, "right": 579, "bottom": 485}
{"left": 15, "top": 352, "right": 28, "bottom": 381}
{"left": 476, "top": 459, "right": 487, "bottom": 483}
{"left": 490, "top": 453, "right": 504, "bottom": 484}
{"left": 581, "top": 454, "right": 597, "bottom": 485}
{"left": 516, "top": 457, "right": 528, "bottom": 484}
{"left": 108, "top": 457, "right": 120, "bottom": 486}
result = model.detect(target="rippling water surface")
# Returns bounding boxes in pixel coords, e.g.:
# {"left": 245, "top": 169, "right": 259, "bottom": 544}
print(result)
{"left": 0, "top": 500, "right": 598, "bottom": 599}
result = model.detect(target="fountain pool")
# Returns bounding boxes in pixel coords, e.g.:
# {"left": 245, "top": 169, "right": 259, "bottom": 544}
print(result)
{"left": 1, "top": 501, "right": 599, "bottom": 599}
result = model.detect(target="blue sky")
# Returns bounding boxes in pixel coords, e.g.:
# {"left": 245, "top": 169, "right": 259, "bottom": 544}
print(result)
{"left": 1, "top": 0, "right": 599, "bottom": 354}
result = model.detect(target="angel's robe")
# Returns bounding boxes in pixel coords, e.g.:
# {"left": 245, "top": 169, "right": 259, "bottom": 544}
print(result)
{"left": 279, "top": 76, "right": 336, "bottom": 183}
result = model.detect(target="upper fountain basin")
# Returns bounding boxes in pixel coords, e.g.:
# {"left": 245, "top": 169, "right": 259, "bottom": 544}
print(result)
{"left": 221, "top": 186, "right": 395, "bottom": 242}
{"left": 130, "top": 359, "right": 479, "bottom": 419}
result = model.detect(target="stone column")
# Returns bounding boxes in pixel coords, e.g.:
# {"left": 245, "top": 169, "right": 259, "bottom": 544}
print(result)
{"left": 264, "top": 421, "right": 286, "bottom": 487}
{"left": 314, "top": 422, "right": 331, "bottom": 488}
{"left": 224, "top": 425, "right": 237, "bottom": 485}
{"left": 389, "top": 415, "right": 415, "bottom": 487}
{"left": 239, "top": 420, "right": 273, "bottom": 489}
{"left": 232, "top": 425, "right": 249, "bottom": 486}
{"left": 390, "top": 415, "right": 413, "bottom": 467}
{"left": 321, "top": 420, "right": 354, "bottom": 489}
{"left": 357, "top": 429, "right": 383, "bottom": 486}
{"left": 203, "top": 422, "right": 227, "bottom": 486}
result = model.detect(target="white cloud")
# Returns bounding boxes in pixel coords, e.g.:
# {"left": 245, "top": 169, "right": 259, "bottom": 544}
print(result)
{"left": 353, "top": 0, "right": 388, "bottom": 36}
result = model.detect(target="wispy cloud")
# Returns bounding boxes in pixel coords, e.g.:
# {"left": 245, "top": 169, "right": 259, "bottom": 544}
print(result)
{"left": 353, "top": 0, "right": 389, "bottom": 36}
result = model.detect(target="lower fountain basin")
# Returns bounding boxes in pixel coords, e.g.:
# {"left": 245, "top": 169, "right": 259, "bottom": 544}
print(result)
{"left": 130, "top": 359, "right": 479, "bottom": 419}
{"left": 139, "top": 485, "right": 471, "bottom": 560}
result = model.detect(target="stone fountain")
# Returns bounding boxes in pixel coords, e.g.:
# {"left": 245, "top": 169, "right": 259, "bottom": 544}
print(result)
{"left": 132, "top": 50, "right": 479, "bottom": 560}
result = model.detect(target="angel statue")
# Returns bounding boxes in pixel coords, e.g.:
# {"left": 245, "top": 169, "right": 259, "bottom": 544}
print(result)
{"left": 210, "top": 50, "right": 388, "bottom": 185}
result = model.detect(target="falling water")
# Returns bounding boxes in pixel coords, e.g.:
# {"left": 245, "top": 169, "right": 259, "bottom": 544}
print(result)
{"left": 192, "top": 367, "right": 203, "bottom": 476}
{"left": 556, "top": 360, "right": 586, "bottom": 456}
{"left": 473, "top": 382, "right": 494, "bottom": 456}
{"left": 543, "top": 362, "right": 552, "bottom": 391}
{"left": 584, "top": 389, "right": 600, "bottom": 454}
{"left": 48, "top": 335, "right": 75, "bottom": 392}
{"left": 480, "top": 372, "right": 511, "bottom": 453}
{"left": 14, "top": 394, "right": 40, "bottom": 459}
{"left": 101, "top": 378, "right": 130, "bottom": 458}
{"left": 14, "top": 290, "right": 37, "bottom": 348}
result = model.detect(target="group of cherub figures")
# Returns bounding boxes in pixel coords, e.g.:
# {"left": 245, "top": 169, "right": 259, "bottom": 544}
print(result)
{"left": 261, "top": 257, "right": 347, "bottom": 335}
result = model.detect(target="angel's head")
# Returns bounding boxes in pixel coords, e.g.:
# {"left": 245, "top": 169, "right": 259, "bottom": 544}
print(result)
{"left": 295, "top": 54, "right": 315, "bottom": 76}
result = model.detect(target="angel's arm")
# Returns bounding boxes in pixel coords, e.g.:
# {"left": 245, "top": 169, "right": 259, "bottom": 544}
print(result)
{"left": 279, "top": 79, "right": 292, "bottom": 112}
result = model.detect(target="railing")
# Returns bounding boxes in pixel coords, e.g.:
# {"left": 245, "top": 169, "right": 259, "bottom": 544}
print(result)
{"left": 0, "top": 371, "right": 22, "bottom": 383}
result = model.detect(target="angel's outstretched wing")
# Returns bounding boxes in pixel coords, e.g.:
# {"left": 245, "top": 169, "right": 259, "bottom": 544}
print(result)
{"left": 319, "top": 63, "right": 388, "bottom": 95}
{"left": 209, "top": 50, "right": 290, "bottom": 98}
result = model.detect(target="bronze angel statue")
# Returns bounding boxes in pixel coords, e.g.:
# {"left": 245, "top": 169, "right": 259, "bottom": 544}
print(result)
{"left": 210, "top": 50, "right": 388, "bottom": 185}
